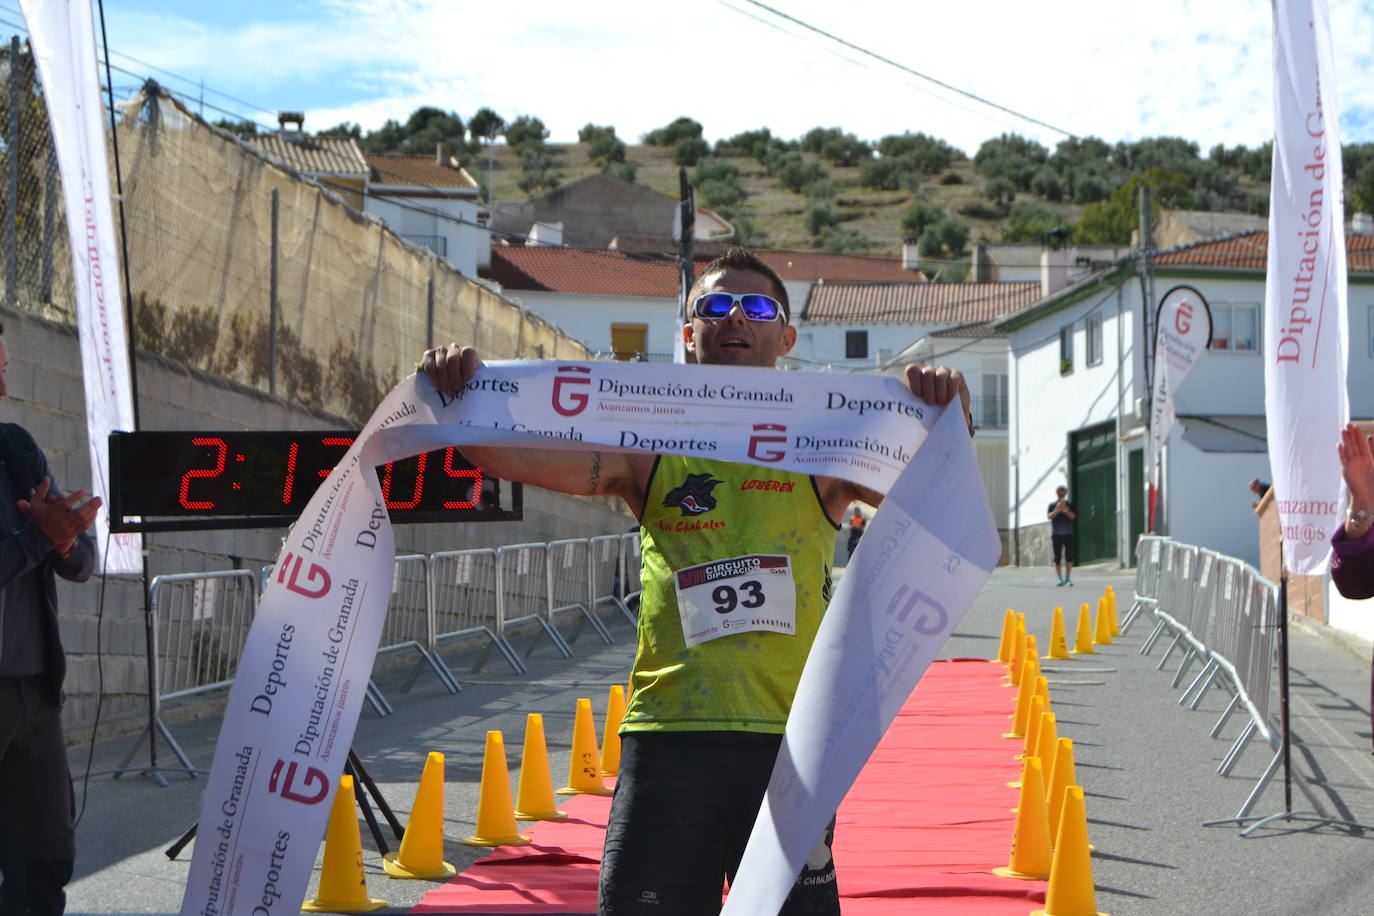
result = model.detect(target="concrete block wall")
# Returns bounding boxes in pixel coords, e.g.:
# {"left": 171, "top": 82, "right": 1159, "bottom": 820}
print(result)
{"left": 2, "top": 307, "right": 632, "bottom": 737}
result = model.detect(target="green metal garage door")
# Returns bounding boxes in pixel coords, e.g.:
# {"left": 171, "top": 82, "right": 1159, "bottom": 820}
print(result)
{"left": 1070, "top": 422, "right": 1117, "bottom": 564}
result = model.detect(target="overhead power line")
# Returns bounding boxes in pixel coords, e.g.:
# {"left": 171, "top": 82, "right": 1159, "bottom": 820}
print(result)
{"left": 734, "top": 0, "right": 1076, "bottom": 140}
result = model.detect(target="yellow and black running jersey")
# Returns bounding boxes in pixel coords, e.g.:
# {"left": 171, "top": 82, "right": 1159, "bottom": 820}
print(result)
{"left": 621, "top": 454, "right": 839, "bottom": 734}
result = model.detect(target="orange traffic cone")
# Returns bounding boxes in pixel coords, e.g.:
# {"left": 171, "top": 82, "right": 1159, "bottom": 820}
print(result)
{"left": 303, "top": 775, "right": 386, "bottom": 912}
{"left": 1044, "top": 607, "right": 1071, "bottom": 660}
{"left": 602, "top": 685, "right": 627, "bottom": 777}
{"left": 384, "top": 751, "right": 457, "bottom": 877}
{"left": 1046, "top": 737, "right": 1078, "bottom": 848}
{"left": 1073, "top": 604, "right": 1096, "bottom": 655}
{"left": 514, "top": 714, "right": 566, "bottom": 821}
{"left": 994, "top": 756, "right": 1051, "bottom": 881}
{"left": 1094, "top": 597, "right": 1113, "bottom": 646}
{"left": 462, "top": 731, "right": 532, "bottom": 847}
{"left": 558, "top": 698, "right": 614, "bottom": 796}
{"left": 1032, "top": 786, "right": 1106, "bottom": 916}
{"left": 997, "top": 609, "right": 1017, "bottom": 664}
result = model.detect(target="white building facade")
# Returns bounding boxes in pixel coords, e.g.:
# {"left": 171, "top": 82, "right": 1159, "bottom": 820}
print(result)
{"left": 998, "top": 231, "right": 1374, "bottom": 570}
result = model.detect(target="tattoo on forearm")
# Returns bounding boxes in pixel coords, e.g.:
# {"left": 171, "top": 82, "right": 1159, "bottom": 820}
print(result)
{"left": 587, "top": 452, "right": 603, "bottom": 495}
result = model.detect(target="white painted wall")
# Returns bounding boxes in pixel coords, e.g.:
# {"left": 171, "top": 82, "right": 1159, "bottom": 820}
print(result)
{"left": 890, "top": 334, "right": 1011, "bottom": 529}
{"left": 1328, "top": 579, "right": 1374, "bottom": 642}
{"left": 499, "top": 290, "right": 680, "bottom": 356}
{"left": 1007, "top": 286, "right": 1136, "bottom": 551}
{"left": 795, "top": 322, "right": 939, "bottom": 369}
{"left": 365, "top": 194, "right": 488, "bottom": 277}
{"left": 1162, "top": 435, "right": 1271, "bottom": 566}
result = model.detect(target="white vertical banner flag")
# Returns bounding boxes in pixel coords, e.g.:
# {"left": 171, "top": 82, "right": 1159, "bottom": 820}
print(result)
{"left": 1264, "top": 0, "right": 1349, "bottom": 574}
{"left": 177, "top": 361, "right": 997, "bottom": 916}
{"left": 20, "top": 0, "right": 142, "bottom": 573}
{"left": 1146, "top": 285, "right": 1213, "bottom": 489}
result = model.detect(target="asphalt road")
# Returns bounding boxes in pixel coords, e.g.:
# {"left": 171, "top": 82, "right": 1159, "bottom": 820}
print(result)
{"left": 57, "top": 564, "right": 1374, "bottom": 915}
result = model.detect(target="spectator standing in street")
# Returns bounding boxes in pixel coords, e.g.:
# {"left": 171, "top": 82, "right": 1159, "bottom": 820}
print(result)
{"left": 0, "top": 322, "right": 101, "bottom": 916}
{"left": 1048, "top": 485, "right": 1076, "bottom": 586}
{"left": 846, "top": 508, "right": 866, "bottom": 560}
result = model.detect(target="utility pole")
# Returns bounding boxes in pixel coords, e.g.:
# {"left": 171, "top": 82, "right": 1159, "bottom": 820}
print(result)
{"left": 675, "top": 168, "right": 695, "bottom": 364}
{"left": 1138, "top": 184, "right": 1158, "bottom": 532}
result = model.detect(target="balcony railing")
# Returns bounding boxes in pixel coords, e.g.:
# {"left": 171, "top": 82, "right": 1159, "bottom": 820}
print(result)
{"left": 973, "top": 395, "right": 1008, "bottom": 429}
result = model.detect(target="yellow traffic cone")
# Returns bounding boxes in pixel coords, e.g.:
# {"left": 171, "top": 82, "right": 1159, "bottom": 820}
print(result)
{"left": 462, "top": 731, "right": 533, "bottom": 847}
{"left": 997, "top": 609, "right": 1017, "bottom": 664}
{"left": 1005, "top": 658, "right": 1038, "bottom": 738}
{"left": 1094, "top": 597, "right": 1113, "bottom": 646}
{"left": 602, "top": 685, "right": 627, "bottom": 776}
{"left": 1007, "top": 626, "right": 1026, "bottom": 686}
{"left": 1107, "top": 588, "right": 1120, "bottom": 637}
{"left": 1034, "top": 713, "right": 1059, "bottom": 793}
{"left": 303, "top": 775, "right": 386, "bottom": 913}
{"left": 1046, "top": 738, "right": 1078, "bottom": 848}
{"left": 1032, "top": 786, "right": 1107, "bottom": 916}
{"left": 385, "top": 751, "right": 459, "bottom": 876}
{"left": 1073, "top": 604, "right": 1096, "bottom": 655}
{"left": 1017, "top": 697, "right": 1047, "bottom": 764}
{"left": 514, "top": 714, "right": 566, "bottom": 821}
{"left": 993, "top": 756, "right": 1051, "bottom": 881}
{"left": 1034, "top": 675, "right": 1050, "bottom": 716}
{"left": 558, "top": 698, "right": 614, "bottom": 796}
{"left": 1044, "top": 607, "right": 1071, "bottom": 660}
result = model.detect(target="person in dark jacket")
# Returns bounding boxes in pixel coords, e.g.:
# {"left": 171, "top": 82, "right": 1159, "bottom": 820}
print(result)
{"left": 0, "top": 324, "right": 101, "bottom": 915}
{"left": 1329, "top": 422, "right": 1374, "bottom": 751}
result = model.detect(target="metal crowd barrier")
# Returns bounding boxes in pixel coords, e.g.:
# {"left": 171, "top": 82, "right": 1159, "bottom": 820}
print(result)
{"left": 1121, "top": 534, "right": 1167, "bottom": 633}
{"left": 1132, "top": 534, "right": 1327, "bottom": 826}
{"left": 621, "top": 531, "right": 643, "bottom": 605}
{"left": 590, "top": 533, "right": 637, "bottom": 628}
{"left": 372, "top": 555, "right": 457, "bottom": 707}
{"left": 430, "top": 547, "right": 525, "bottom": 675}
{"left": 497, "top": 542, "right": 573, "bottom": 660}
{"left": 114, "top": 569, "right": 260, "bottom": 778}
{"left": 121, "top": 532, "right": 644, "bottom": 750}
{"left": 548, "top": 537, "right": 614, "bottom": 646}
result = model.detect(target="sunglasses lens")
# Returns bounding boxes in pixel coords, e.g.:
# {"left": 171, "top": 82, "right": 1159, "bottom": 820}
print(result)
{"left": 739, "top": 295, "right": 781, "bottom": 321}
{"left": 696, "top": 293, "right": 735, "bottom": 319}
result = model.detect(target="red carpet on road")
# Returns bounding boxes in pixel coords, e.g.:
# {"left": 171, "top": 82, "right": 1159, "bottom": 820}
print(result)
{"left": 412, "top": 659, "right": 1045, "bottom": 914}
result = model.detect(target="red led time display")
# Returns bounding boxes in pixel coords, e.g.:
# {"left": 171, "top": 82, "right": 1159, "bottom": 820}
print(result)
{"left": 109, "top": 431, "right": 521, "bottom": 532}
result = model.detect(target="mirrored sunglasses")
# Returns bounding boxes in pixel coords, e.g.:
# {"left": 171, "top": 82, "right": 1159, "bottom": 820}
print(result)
{"left": 692, "top": 292, "right": 784, "bottom": 322}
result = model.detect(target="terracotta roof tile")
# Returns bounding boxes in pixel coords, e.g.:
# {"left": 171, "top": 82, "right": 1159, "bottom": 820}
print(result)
{"left": 248, "top": 132, "right": 367, "bottom": 176}
{"left": 1153, "top": 229, "right": 1374, "bottom": 271}
{"left": 802, "top": 282, "right": 1041, "bottom": 324}
{"left": 756, "top": 250, "right": 924, "bottom": 283}
{"left": 486, "top": 246, "right": 712, "bottom": 297}
{"left": 367, "top": 155, "right": 478, "bottom": 190}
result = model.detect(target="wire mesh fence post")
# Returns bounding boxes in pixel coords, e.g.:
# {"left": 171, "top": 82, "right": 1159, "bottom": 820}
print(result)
{"left": 6, "top": 35, "right": 19, "bottom": 309}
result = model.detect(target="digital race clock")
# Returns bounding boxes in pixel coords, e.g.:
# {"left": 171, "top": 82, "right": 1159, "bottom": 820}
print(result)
{"left": 109, "top": 431, "right": 522, "bottom": 533}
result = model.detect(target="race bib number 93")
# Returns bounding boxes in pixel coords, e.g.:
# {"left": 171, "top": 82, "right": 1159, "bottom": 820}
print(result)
{"left": 674, "top": 554, "right": 797, "bottom": 647}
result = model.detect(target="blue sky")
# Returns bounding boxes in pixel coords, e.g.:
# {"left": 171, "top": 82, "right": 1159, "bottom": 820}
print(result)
{"left": 10, "top": 0, "right": 1374, "bottom": 155}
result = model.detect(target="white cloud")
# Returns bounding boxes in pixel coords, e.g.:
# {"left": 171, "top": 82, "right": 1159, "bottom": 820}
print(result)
{"left": 106, "top": 0, "right": 1374, "bottom": 153}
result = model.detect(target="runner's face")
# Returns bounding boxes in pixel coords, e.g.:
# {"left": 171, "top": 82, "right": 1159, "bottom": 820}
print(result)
{"left": 684, "top": 269, "right": 795, "bottom": 368}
